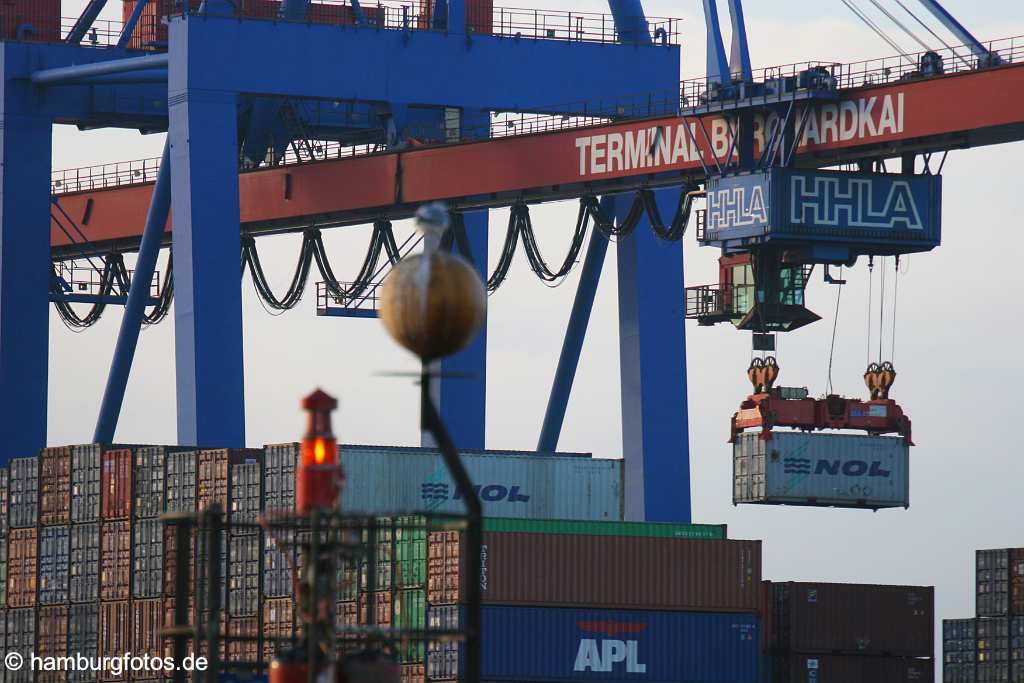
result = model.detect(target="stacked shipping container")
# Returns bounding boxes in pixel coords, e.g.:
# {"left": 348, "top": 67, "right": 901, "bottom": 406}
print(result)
{"left": 945, "top": 548, "right": 1024, "bottom": 683}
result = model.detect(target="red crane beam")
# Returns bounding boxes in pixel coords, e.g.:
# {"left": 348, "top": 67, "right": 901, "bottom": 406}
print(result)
{"left": 52, "top": 62, "right": 1024, "bottom": 256}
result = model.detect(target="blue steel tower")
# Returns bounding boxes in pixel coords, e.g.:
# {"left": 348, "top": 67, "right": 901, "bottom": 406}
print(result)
{"left": 1, "top": 0, "right": 690, "bottom": 521}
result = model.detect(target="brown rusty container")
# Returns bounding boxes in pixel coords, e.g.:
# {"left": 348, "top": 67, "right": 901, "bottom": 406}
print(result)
{"left": 39, "top": 446, "right": 72, "bottom": 525}
{"left": 400, "top": 663, "right": 425, "bottom": 683}
{"left": 101, "top": 448, "right": 132, "bottom": 519}
{"left": 198, "top": 449, "right": 262, "bottom": 513}
{"left": 100, "top": 520, "right": 131, "bottom": 601}
{"left": 760, "top": 580, "right": 773, "bottom": 653}
{"left": 263, "top": 597, "right": 296, "bottom": 662}
{"left": 776, "top": 654, "right": 933, "bottom": 683}
{"left": 132, "top": 598, "right": 164, "bottom": 679}
{"left": 99, "top": 601, "right": 131, "bottom": 681}
{"left": 162, "top": 596, "right": 196, "bottom": 660}
{"left": 428, "top": 530, "right": 762, "bottom": 612}
{"left": 7, "top": 527, "right": 37, "bottom": 607}
{"left": 227, "top": 615, "right": 261, "bottom": 663}
{"left": 163, "top": 526, "right": 196, "bottom": 599}
{"left": 1011, "top": 548, "right": 1024, "bottom": 616}
{"left": 772, "top": 582, "right": 933, "bottom": 657}
{"left": 38, "top": 605, "right": 69, "bottom": 683}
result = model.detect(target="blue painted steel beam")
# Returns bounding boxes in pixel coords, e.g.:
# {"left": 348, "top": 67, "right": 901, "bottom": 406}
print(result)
{"left": 167, "top": 15, "right": 680, "bottom": 111}
{"left": 537, "top": 208, "right": 611, "bottom": 453}
{"left": 916, "top": 0, "right": 995, "bottom": 61}
{"left": 168, "top": 52, "right": 246, "bottom": 447}
{"left": 701, "top": 0, "right": 732, "bottom": 86}
{"left": 727, "top": 0, "right": 752, "bottom": 82}
{"left": 607, "top": 0, "right": 651, "bottom": 43}
{"left": 0, "top": 45, "right": 53, "bottom": 461}
{"left": 118, "top": 0, "right": 151, "bottom": 49}
{"left": 615, "top": 187, "right": 691, "bottom": 522}
{"left": 32, "top": 54, "right": 169, "bottom": 86}
{"left": 94, "top": 142, "right": 171, "bottom": 444}
{"left": 67, "top": 0, "right": 110, "bottom": 45}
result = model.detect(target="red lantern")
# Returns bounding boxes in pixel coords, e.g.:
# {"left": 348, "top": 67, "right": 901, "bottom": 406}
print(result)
{"left": 296, "top": 389, "right": 345, "bottom": 513}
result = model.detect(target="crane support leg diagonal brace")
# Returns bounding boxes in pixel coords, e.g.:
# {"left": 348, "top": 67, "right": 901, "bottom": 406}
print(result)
{"left": 616, "top": 187, "right": 691, "bottom": 522}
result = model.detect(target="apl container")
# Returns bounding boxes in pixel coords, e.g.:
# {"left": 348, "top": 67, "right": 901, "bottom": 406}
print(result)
{"left": 71, "top": 445, "right": 101, "bottom": 523}
{"left": 9, "top": 456, "right": 38, "bottom": 528}
{"left": 70, "top": 522, "right": 100, "bottom": 603}
{"left": 776, "top": 654, "right": 933, "bottom": 683}
{"left": 427, "top": 530, "right": 761, "bottom": 612}
{"left": 426, "top": 605, "right": 760, "bottom": 682}
{"left": 39, "top": 447, "right": 72, "bottom": 525}
{"left": 340, "top": 445, "right": 622, "bottom": 520}
{"left": 134, "top": 517, "right": 164, "bottom": 598}
{"left": 69, "top": 603, "right": 99, "bottom": 683}
{"left": 771, "top": 582, "right": 933, "bottom": 657}
{"left": 733, "top": 431, "right": 910, "bottom": 509}
{"left": 38, "top": 525, "right": 70, "bottom": 605}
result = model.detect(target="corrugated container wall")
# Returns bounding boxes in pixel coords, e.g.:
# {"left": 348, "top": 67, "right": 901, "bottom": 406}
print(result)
{"left": 38, "top": 525, "right": 70, "bottom": 604}
{"left": 429, "top": 531, "right": 760, "bottom": 611}
{"left": 264, "top": 444, "right": 297, "bottom": 598}
{"left": 132, "top": 598, "right": 164, "bottom": 675}
{"left": 733, "top": 431, "right": 910, "bottom": 509}
{"left": 7, "top": 527, "right": 37, "bottom": 607}
{"left": 9, "top": 457, "right": 37, "bottom": 528}
{"left": 263, "top": 597, "right": 296, "bottom": 661}
{"left": 230, "top": 459, "right": 262, "bottom": 529}
{"left": 134, "top": 446, "right": 167, "bottom": 518}
{"left": 0, "top": 467, "right": 9, "bottom": 535}
{"left": 340, "top": 446, "right": 622, "bottom": 520}
{"left": 134, "top": 517, "right": 164, "bottom": 598}
{"left": 978, "top": 549, "right": 1011, "bottom": 618}
{"left": 778, "top": 654, "right": 933, "bottom": 683}
{"left": 7, "top": 608, "right": 35, "bottom": 683}
{"left": 100, "top": 520, "right": 131, "bottom": 601}
{"left": 772, "top": 582, "right": 933, "bottom": 657}
{"left": 166, "top": 450, "right": 198, "bottom": 513}
{"left": 0, "top": 0, "right": 61, "bottom": 42}
{"left": 102, "top": 448, "right": 132, "bottom": 519}
{"left": 71, "top": 445, "right": 101, "bottom": 523}
{"left": 99, "top": 601, "right": 131, "bottom": 679}
{"left": 70, "top": 522, "right": 100, "bottom": 603}
{"left": 227, "top": 616, "right": 261, "bottom": 663}
{"left": 69, "top": 603, "right": 99, "bottom": 683}
{"left": 480, "top": 517, "right": 726, "bottom": 539}
{"left": 427, "top": 605, "right": 760, "bottom": 682}
{"left": 38, "top": 605, "right": 69, "bottom": 683}
{"left": 39, "top": 447, "right": 71, "bottom": 525}
{"left": 228, "top": 533, "right": 261, "bottom": 617}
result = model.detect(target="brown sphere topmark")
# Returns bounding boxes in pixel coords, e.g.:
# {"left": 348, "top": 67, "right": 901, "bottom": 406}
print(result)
{"left": 379, "top": 249, "right": 487, "bottom": 361}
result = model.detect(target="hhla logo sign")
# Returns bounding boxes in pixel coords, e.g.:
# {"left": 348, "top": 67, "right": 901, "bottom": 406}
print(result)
{"left": 573, "top": 621, "right": 647, "bottom": 674}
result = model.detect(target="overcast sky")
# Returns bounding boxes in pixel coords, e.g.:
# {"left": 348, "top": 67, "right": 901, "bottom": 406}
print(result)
{"left": 54, "top": 0, "right": 1024, "bottom": 651}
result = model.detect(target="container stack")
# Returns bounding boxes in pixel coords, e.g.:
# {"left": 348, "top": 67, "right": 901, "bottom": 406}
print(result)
{"left": 767, "top": 582, "right": 935, "bottom": 683}
{"left": 943, "top": 547, "right": 1024, "bottom": 683}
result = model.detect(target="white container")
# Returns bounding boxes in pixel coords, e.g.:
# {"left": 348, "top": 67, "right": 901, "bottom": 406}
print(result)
{"left": 733, "top": 431, "right": 910, "bottom": 510}
{"left": 339, "top": 445, "right": 623, "bottom": 520}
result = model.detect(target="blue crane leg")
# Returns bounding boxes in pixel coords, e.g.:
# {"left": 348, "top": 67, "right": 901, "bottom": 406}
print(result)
{"left": 437, "top": 209, "right": 488, "bottom": 449}
{"left": 607, "top": 0, "right": 651, "bottom": 43}
{"left": 169, "top": 89, "right": 246, "bottom": 447}
{"left": 94, "top": 141, "right": 171, "bottom": 444}
{"left": 0, "top": 51, "right": 52, "bottom": 462}
{"left": 537, "top": 201, "right": 612, "bottom": 453}
{"left": 615, "top": 187, "right": 691, "bottom": 522}
{"left": 66, "top": 0, "right": 109, "bottom": 45}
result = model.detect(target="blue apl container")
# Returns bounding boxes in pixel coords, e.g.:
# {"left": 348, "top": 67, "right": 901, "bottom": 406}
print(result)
{"left": 427, "top": 605, "right": 760, "bottom": 682}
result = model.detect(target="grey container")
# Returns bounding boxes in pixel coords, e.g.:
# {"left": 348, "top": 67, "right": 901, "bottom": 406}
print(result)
{"left": 134, "top": 446, "right": 167, "bottom": 518}
{"left": 977, "top": 549, "right": 1010, "bottom": 618}
{"left": 68, "top": 603, "right": 98, "bottom": 683}
{"left": 38, "top": 525, "right": 70, "bottom": 605}
{"left": 71, "top": 445, "right": 101, "bottom": 523}
{"left": 339, "top": 445, "right": 622, "bottom": 519}
{"left": 9, "top": 457, "right": 37, "bottom": 529}
{"left": 264, "top": 443, "right": 297, "bottom": 513}
{"left": 228, "top": 533, "right": 261, "bottom": 617}
{"left": 7, "top": 609, "right": 34, "bottom": 683}
{"left": 133, "top": 518, "right": 163, "bottom": 598}
{"left": 167, "top": 450, "right": 198, "bottom": 513}
{"left": 732, "top": 431, "right": 910, "bottom": 510}
{"left": 230, "top": 460, "right": 262, "bottom": 531}
{"left": 70, "top": 523, "right": 100, "bottom": 603}
{"left": 0, "top": 468, "right": 9, "bottom": 537}
{"left": 0, "top": 537, "right": 7, "bottom": 607}
{"left": 263, "top": 534, "right": 295, "bottom": 598}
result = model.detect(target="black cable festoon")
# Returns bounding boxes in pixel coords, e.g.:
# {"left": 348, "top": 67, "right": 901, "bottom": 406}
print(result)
{"left": 53, "top": 253, "right": 128, "bottom": 329}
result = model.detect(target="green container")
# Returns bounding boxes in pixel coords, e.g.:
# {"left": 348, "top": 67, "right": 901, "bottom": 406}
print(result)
{"left": 394, "top": 588, "right": 426, "bottom": 663}
{"left": 394, "top": 515, "right": 427, "bottom": 589}
{"left": 481, "top": 517, "right": 727, "bottom": 539}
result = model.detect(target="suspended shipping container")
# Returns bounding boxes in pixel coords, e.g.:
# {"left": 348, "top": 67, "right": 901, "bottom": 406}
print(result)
{"left": 69, "top": 603, "right": 99, "bottom": 683}
{"left": 7, "top": 608, "right": 35, "bottom": 683}
{"left": 134, "top": 446, "right": 168, "bottom": 518}
{"left": 733, "top": 431, "right": 910, "bottom": 509}
{"left": 39, "top": 446, "right": 71, "bottom": 526}
{"left": 777, "top": 654, "right": 933, "bottom": 683}
{"left": 428, "top": 530, "right": 760, "bottom": 611}
{"left": 7, "top": 527, "right": 37, "bottom": 607}
{"left": 70, "top": 522, "right": 100, "bottom": 603}
{"left": 771, "top": 582, "right": 933, "bottom": 657}
{"left": 9, "top": 457, "right": 37, "bottom": 529}
{"left": 134, "top": 517, "right": 164, "bottom": 598}
{"left": 426, "top": 605, "right": 760, "bottom": 682}
{"left": 38, "top": 525, "right": 70, "bottom": 605}
{"left": 71, "top": 444, "right": 102, "bottom": 523}
{"left": 100, "top": 520, "right": 131, "bottom": 601}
